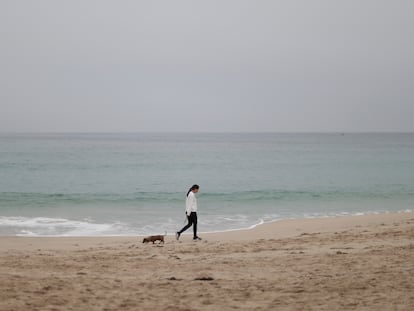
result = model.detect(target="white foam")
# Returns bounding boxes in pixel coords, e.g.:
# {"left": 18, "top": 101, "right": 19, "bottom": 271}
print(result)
{"left": 0, "top": 216, "right": 128, "bottom": 237}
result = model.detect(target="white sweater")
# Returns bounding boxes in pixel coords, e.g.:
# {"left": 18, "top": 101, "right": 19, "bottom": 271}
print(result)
{"left": 185, "top": 191, "right": 197, "bottom": 216}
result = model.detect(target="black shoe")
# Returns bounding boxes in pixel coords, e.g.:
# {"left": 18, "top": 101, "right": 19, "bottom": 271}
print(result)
{"left": 175, "top": 232, "right": 180, "bottom": 240}
{"left": 193, "top": 236, "right": 202, "bottom": 241}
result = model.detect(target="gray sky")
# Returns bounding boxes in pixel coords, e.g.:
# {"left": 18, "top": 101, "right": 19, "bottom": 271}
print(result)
{"left": 1, "top": 0, "right": 413, "bottom": 133}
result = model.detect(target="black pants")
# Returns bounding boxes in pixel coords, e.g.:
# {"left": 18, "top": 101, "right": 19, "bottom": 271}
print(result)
{"left": 178, "top": 212, "right": 197, "bottom": 238}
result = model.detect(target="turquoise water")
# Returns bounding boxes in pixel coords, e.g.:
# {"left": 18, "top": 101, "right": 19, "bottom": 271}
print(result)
{"left": 1, "top": 133, "right": 413, "bottom": 236}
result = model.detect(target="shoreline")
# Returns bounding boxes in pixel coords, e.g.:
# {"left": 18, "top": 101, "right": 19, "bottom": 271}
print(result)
{"left": 2, "top": 209, "right": 412, "bottom": 239}
{"left": 200, "top": 208, "right": 413, "bottom": 234}
{"left": 1, "top": 211, "right": 412, "bottom": 252}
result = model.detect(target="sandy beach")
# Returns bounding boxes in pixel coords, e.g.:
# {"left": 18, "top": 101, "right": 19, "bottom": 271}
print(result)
{"left": 1, "top": 212, "right": 413, "bottom": 310}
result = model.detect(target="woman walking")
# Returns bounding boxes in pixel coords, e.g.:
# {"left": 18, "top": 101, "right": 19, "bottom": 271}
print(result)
{"left": 176, "top": 184, "right": 202, "bottom": 241}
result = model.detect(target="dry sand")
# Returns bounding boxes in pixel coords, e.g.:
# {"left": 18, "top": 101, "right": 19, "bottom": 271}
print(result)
{"left": 0, "top": 212, "right": 413, "bottom": 310}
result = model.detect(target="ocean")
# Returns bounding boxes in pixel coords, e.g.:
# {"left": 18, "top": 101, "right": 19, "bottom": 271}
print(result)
{"left": 0, "top": 132, "right": 413, "bottom": 236}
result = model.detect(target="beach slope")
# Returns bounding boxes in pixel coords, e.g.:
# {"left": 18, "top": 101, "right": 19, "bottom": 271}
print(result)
{"left": 0, "top": 212, "right": 413, "bottom": 310}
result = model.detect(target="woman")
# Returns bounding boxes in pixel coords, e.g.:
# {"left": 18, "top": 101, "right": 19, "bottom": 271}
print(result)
{"left": 176, "top": 184, "right": 202, "bottom": 241}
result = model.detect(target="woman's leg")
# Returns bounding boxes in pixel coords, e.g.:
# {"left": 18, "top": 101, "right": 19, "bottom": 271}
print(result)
{"left": 178, "top": 214, "right": 193, "bottom": 234}
{"left": 191, "top": 212, "right": 198, "bottom": 238}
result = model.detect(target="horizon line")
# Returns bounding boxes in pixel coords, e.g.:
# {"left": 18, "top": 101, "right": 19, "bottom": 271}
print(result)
{"left": 1, "top": 130, "right": 413, "bottom": 135}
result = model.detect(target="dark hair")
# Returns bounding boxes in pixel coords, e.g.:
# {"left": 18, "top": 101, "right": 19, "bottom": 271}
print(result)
{"left": 187, "top": 184, "right": 199, "bottom": 197}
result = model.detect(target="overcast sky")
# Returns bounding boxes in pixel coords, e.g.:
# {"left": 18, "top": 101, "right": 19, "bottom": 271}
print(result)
{"left": 1, "top": 0, "right": 413, "bottom": 133}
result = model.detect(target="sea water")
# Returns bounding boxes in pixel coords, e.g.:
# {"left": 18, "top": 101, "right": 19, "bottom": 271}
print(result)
{"left": 0, "top": 133, "right": 413, "bottom": 236}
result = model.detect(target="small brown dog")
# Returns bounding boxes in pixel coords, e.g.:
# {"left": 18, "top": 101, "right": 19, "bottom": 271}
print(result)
{"left": 142, "top": 232, "right": 166, "bottom": 244}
